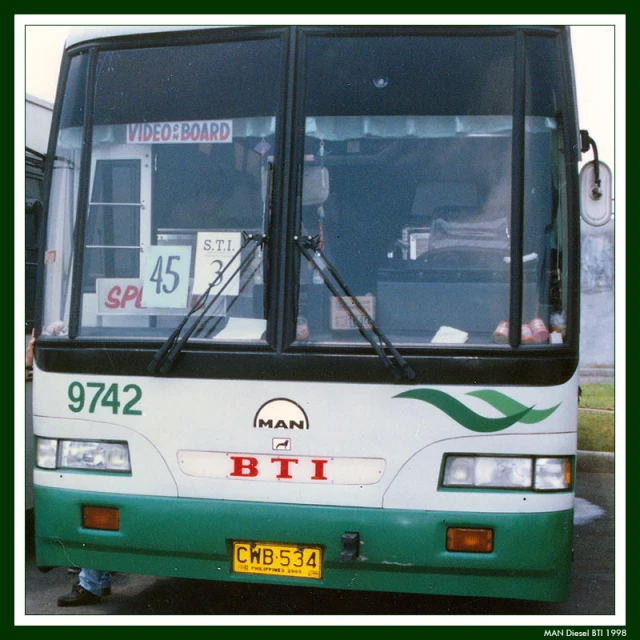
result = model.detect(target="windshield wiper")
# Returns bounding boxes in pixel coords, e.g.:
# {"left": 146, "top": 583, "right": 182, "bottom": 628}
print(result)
{"left": 148, "top": 232, "right": 266, "bottom": 375}
{"left": 296, "top": 234, "right": 415, "bottom": 381}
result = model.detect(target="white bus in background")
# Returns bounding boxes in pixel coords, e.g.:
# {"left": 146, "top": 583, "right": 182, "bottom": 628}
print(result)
{"left": 32, "top": 25, "right": 611, "bottom": 602}
{"left": 26, "top": 93, "right": 53, "bottom": 332}
{"left": 26, "top": 94, "right": 53, "bottom": 154}
{"left": 25, "top": 94, "right": 53, "bottom": 529}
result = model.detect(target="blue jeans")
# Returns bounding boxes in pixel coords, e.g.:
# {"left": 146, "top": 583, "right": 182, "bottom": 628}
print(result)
{"left": 79, "top": 568, "right": 111, "bottom": 596}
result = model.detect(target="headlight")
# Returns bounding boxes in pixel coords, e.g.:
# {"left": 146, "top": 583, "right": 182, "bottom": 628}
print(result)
{"left": 36, "top": 438, "right": 58, "bottom": 469}
{"left": 36, "top": 438, "right": 131, "bottom": 473}
{"left": 442, "top": 454, "right": 573, "bottom": 491}
{"left": 534, "top": 457, "right": 573, "bottom": 490}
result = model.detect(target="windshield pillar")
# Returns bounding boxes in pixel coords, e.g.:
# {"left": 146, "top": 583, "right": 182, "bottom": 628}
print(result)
{"left": 67, "top": 48, "right": 97, "bottom": 339}
{"left": 508, "top": 31, "right": 526, "bottom": 347}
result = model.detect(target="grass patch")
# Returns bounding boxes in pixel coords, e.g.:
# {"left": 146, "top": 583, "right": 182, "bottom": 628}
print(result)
{"left": 577, "top": 383, "right": 615, "bottom": 452}
{"left": 578, "top": 410, "right": 615, "bottom": 452}
{"left": 579, "top": 383, "right": 614, "bottom": 410}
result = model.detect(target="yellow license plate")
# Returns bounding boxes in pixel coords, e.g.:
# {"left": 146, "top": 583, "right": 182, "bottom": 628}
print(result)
{"left": 232, "top": 541, "right": 322, "bottom": 580}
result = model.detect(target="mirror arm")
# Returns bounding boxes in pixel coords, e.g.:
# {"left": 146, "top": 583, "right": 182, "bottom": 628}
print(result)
{"left": 580, "top": 130, "right": 601, "bottom": 194}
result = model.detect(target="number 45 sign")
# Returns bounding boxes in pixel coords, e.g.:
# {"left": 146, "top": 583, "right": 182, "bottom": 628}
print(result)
{"left": 141, "top": 245, "right": 192, "bottom": 309}
{"left": 192, "top": 232, "right": 242, "bottom": 296}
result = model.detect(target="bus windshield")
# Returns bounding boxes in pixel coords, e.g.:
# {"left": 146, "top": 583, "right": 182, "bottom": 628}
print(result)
{"left": 42, "top": 29, "right": 569, "bottom": 351}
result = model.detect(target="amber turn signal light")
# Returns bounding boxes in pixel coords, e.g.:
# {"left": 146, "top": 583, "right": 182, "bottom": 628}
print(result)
{"left": 82, "top": 506, "right": 120, "bottom": 531}
{"left": 446, "top": 527, "right": 493, "bottom": 553}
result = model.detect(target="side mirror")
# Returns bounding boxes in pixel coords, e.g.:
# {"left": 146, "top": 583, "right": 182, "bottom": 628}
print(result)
{"left": 580, "top": 160, "right": 613, "bottom": 226}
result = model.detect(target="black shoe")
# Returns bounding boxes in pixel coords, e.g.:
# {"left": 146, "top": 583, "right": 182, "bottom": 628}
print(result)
{"left": 57, "top": 584, "right": 101, "bottom": 607}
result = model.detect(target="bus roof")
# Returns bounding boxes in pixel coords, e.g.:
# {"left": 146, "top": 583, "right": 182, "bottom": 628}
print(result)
{"left": 65, "top": 25, "right": 226, "bottom": 48}
{"left": 65, "top": 24, "right": 570, "bottom": 50}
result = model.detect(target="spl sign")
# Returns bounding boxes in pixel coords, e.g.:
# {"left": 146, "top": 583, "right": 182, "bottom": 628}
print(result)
{"left": 96, "top": 276, "right": 190, "bottom": 315}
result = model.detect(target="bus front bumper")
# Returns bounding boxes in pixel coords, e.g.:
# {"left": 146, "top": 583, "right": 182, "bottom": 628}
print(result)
{"left": 34, "top": 486, "right": 573, "bottom": 602}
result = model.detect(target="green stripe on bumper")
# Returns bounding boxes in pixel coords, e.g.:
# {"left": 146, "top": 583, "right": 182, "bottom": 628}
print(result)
{"left": 34, "top": 486, "right": 573, "bottom": 602}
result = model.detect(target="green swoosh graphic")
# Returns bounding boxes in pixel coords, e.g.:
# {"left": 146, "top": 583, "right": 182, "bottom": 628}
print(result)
{"left": 393, "top": 388, "right": 532, "bottom": 433}
{"left": 466, "top": 390, "right": 560, "bottom": 424}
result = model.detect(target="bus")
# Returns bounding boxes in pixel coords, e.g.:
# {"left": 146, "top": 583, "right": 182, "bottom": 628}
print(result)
{"left": 25, "top": 93, "right": 53, "bottom": 525}
{"left": 32, "top": 24, "right": 612, "bottom": 602}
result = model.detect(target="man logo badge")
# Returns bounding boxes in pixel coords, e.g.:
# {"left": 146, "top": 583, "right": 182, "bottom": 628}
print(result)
{"left": 273, "top": 438, "right": 291, "bottom": 451}
{"left": 254, "top": 398, "right": 309, "bottom": 431}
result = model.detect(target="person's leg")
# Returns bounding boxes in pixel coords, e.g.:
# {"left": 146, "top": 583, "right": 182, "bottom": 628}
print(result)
{"left": 57, "top": 568, "right": 109, "bottom": 606}
{"left": 78, "top": 568, "right": 109, "bottom": 595}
